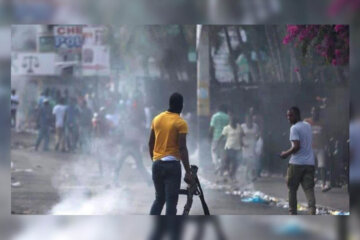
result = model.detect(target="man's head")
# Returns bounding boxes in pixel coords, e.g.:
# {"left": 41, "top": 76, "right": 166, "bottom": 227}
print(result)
{"left": 229, "top": 115, "right": 238, "bottom": 127}
{"left": 287, "top": 106, "right": 301, "bottom": 124}
{"left": 168, "top": 92, "right": 183, "bottom": 114}
{"left": 11, "top": 89, "right": 16, "bottom": 95}
{"left": 218, "top": 104, "right": 228, "bottom": 114}
{"left": 249, "top": 106, "right": 254, "bottom": 116}
{"left": 245, "top": 114, "right": 253, "bottom": 127}
{"left": 311, "top": 106, "right": 320, "bottom": 121}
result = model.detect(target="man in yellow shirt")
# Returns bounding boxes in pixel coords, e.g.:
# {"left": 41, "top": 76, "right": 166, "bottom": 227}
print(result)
{"left": 148, "top": 92, "right": 193, "bottom": 215}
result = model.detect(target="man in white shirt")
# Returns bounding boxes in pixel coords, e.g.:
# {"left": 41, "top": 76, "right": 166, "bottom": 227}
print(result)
{"left": 280, "top": 106, "right": 316, "bottom": 215}
{"left": 53, "top": 97, "right": 67, "bottom": 152}
{"left": 217, "top": 115, "right": 243, "bottom": 182}
{"left": 11, "top": 89, "right": 19, "bottom": 129}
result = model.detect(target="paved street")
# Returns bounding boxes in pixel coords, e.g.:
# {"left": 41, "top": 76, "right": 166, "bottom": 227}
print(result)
{"left": 11, "top": 131, "right": 348, "bottom": 215}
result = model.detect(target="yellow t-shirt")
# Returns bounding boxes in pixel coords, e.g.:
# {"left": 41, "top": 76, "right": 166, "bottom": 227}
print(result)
{"left": 151, "top": 111, "right": 188, "bottom": 161}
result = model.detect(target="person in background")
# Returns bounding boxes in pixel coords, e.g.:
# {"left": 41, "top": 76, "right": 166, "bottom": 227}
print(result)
{"left": 217, "top": 114, "right": 243, "bottom": 183}
{"left": 38, "top": 88, "right": 50, "bottom": 107}
{"left": 350, "top": 103, "right": 360, "bottom": 215}
{"left": 35, "top": 99, "right": 52, "bottom": 151}
{"left": 11, "top": 89, "right": 19, "bottom": 129}
{"left": 241, "top": 114, "right": 260, "bottom": 182}
{"left": 65, "top": 97, "right": 80, "bottom": 152}
{"left": 209, "top": 104, "right": 229, "bottom": 173}
{"left": 78, "top": 100, "right": 93, "bottom": 152}
{"left": 114, "top": 111, "right": 152, "bottom": 186}
{"left": 53, "top": 97, "right": 67, "bottom": 152}
{"left": 64, "top": 88, "right": 70, "bottom": 105}
{"left": 55, "top": 89, "right": 62, "bottom": 104}
{"left": 148, "top": 92, "right": 193, "bottom": 215}
{"left": 251, "top": 108, "right": 264, "bottom": 178}
{"left": 280, "top": 107, "right": 316, "bottom": 215}
{"left": 254, "top": 133, "right": 264, "bottom": 178}
{"left": 305, "top": 106, "right": 331, "bottom": 192}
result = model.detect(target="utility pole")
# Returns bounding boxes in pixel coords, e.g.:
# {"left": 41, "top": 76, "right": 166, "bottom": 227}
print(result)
{"left": 197, "top": 25, "right": 211, "bottom": 170}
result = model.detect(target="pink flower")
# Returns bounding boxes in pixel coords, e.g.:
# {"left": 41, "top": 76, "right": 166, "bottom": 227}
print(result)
{"left": 334, "top": 25, "right": 346, "bottom": 32}
{"left": 288, "top": 25, "right": 298, "bottom": 33}
{"left": 294, "top": 67, "right": 299, "bottom": 72}
{"left": 282, "top": 35, "right": 291, "bottom": 44}
{"left": 335, "top": 49, "right": 341, "bottom": 57}
{"left": 332, "top": 59, "right": 337, "bottom": 66}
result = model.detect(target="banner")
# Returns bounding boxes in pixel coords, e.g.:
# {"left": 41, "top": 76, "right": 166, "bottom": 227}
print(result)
{"left": 11, "top": 52, "right": 57, "bottom": 76}
{"left": 53, "top": 25, "right": 83, "bottom": 49}
{"left": 82, "top": 46, "right": 110, "bottom": 76}
{"left": 82, "top": 26, "right": 107, "bottom": 46}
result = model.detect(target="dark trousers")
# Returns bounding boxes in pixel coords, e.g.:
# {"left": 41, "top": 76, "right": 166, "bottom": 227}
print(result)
{"left": 286, "top": 164, "right": 316, "bottom": 215}
{"left": 35, "top": 126, "right": 49, "bottom": 151}
{"left": 11, "top": 110, "right": 16, "bottom": 128}
{"left": 114, "top": 146, "right": 152, "bottom": 184}
{"left": 222, "top": 149, "right": 240, "bottom": 178}
{"left": 150, "top": 160, "right": 181, "bottom": 215}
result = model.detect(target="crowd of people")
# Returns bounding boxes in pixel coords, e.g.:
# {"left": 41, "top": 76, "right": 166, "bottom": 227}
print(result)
{"left": 34, "top": 88, "right": 94, "bottom": 153}
{"left": 209, "top": 104, "right": 263, "bottom": 185}
{"left": 208, "top": 103, "right": 336, "bottom": 192}
{"left": 16, "top": 86, "right": 153, "bottom": 184}
{"left": 13, "top": 85, "right": 344, "bottom": 193}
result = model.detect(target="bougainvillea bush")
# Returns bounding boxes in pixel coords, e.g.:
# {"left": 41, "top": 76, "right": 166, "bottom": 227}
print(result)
{"left": 283, "top": 25, "right": 349, "bottom": 66}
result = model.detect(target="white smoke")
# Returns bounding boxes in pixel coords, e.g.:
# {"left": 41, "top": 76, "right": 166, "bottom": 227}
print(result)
{"left": 12, "top": 216, "right": 151, "bottom": 240}
{"left": 50, "top": 187, "right": 130, "bottom": 215}
{"left": 49, "top": 139, "right": 139, "bottom": 215}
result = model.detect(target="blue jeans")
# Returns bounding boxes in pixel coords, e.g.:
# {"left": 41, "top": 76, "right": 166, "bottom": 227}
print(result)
{"left": 150, "top": 160, "right": 181, "bottom": 215}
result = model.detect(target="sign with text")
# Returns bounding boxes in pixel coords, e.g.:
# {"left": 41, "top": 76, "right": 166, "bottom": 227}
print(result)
{"left": 53, "top": 25, "right": 84, "bottom": 49}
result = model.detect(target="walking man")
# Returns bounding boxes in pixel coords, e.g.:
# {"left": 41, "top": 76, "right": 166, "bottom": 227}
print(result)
{"left": 209, "top": 104, "right": 229, "bottom": 171}
{"left": 35, "top": 99, "right": 52, "bottom": 151}
{"left": 65, "top": 97, "right": 80, "bottom": 151}
{"left": 305, "top": 106, "right": 331, "bottom": 192}
{"left": 53, "top": 97, "right": 67, "bottom": 152}
{"left": 11, "top": 89, "right": 19, "bottom": 129}
{"left": 280, "top": 107, "right": 316, "bottom": 215}
{"left": 241, "top": 114, "right": 260, "bottom": 182}
{"left": 217, "top": 115, "right": 243, "bottom": 182}
{"left": 149, "top": 92, "right": 193, "bottom": 215}
{"left": 78, "top": 100, "right": 93, "bottom": 151}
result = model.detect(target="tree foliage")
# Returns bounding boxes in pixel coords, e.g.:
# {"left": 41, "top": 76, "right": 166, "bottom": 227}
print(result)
{"left": 282, "top": 25, "right": 349, "bottom": 66}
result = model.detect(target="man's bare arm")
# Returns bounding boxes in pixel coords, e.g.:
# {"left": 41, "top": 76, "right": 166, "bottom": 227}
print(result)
{"left": 178, "top": 133, "right": 191, "bottom": 173}
{"left": 148, "top": 129, "right": 155, "bottom": 160}
{"left": 280, "top": 140, "right": 300, "bottom": 159}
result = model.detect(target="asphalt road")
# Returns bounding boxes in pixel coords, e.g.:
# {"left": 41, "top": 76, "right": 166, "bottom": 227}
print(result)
{"left": 11, "top": 131, "right": 348, "bottom": 215}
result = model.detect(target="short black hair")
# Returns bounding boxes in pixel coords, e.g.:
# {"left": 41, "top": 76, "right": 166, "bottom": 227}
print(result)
{"left": 169, "top": 92, "right": 183, "bottom": 113}
{"left": 289, "top": 106, "right": 301, "bottom": 119}
{"left": 218, "top": 104, "right": 228, "bottom": 113}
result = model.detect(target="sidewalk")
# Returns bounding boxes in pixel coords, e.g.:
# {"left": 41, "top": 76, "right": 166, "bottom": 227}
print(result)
{"left": 253, "top": 176, "right": 349, "bottom": 212}
{"left": 199, "top": 167, "right": 349, "bottom": 213}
